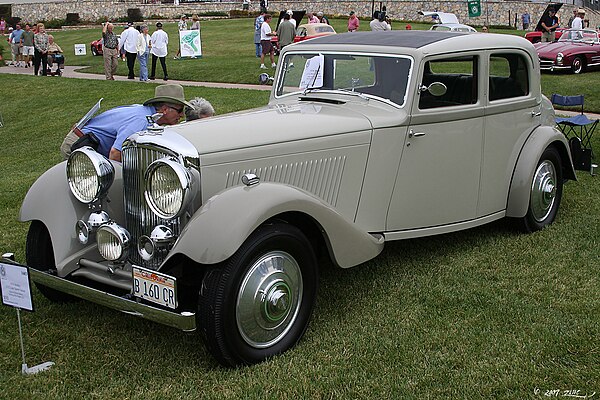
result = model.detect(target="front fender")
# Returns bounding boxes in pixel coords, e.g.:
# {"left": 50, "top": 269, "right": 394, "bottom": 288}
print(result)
{"left": 165, "top": 182, "right": 384, "bottom": 268}
{"left": 19, "top": 161, "right": 125, "bottom": 275}
{"left": 506, "top": 126, "right": 576, "bottom": 218}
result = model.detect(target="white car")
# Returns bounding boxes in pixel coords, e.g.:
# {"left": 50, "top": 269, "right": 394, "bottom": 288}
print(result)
{"left": 419, "top": 11, "right": 477, "bottom": 33}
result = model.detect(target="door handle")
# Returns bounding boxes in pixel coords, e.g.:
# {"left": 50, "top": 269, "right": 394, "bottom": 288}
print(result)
{"left": 531, "top": 111, "right": 541, "bottom": 117}
{"left": 408, "top": 129, "right": 426, "bottom": 138}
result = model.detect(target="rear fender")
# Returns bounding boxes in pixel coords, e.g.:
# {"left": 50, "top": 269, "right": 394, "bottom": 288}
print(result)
{"left": 165, "top": 182, "right": 384, "bottom": 268}
{"left": 506, "top": 126, "right": 576, "bottom": 218}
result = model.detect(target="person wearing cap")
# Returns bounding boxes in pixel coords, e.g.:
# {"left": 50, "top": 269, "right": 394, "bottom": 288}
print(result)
{"left": 119, "top": 22, "right": 139, "bottom": 79}
{"left": 571, "top": 9, "right": 585, "bottom": 31}
{"left": 540, "top": 8, "right": 559, "bottom": 42}
{"left": 348, "top": 11, "right": 359, "bottom": 32}
{"left": 316, "top": 12, "right": 329, "bottom": 25}
{"left": 8, "top": 25, "right": 23, "bottom": 66}
{"left": 150, "top": 22, "right": 169, "bottom": 81}
{"left": 60, "top": 84, "right": 190, "bottom": 162}
{"left": 286, "top": 10, "right": 297, "bottom": 28}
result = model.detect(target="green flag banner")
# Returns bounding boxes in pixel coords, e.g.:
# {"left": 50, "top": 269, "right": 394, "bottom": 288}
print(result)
{"left": 468, "top": 0, "right": 481, "bottom": 17}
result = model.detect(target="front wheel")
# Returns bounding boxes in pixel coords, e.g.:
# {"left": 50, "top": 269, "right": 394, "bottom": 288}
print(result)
{"left": 26, "top": 221, "right": 77, "bottom": 302}
{"left": 91, "top": 46, "right": 98, "bottom": 56}
{"left": 518, "top": 147, "right": 563, "bottom": 232}
{"left": 198, "top": 223, "right": 318, "bottom": 366}
{"left": 571, "top": 56, "right": 585, "bottom": 74}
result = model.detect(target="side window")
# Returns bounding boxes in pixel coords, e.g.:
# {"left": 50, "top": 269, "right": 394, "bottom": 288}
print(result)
{"left": 489, "top": 53, "right": 529, "bottom": 101}
{"left": 419, "top": 56, "right": 478, "bottom": 109}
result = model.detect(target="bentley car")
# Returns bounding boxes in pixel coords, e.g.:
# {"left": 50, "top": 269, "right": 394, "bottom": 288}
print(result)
{"left": 17, "top": 31, "right": 576, "bottom": 367}
{"left": 535, "top": 28, "right": 600, "bottom": 73}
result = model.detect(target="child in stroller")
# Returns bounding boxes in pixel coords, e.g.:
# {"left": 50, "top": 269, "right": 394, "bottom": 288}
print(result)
{"left": 46, "top": 35, "right": 65, "bottom": 76}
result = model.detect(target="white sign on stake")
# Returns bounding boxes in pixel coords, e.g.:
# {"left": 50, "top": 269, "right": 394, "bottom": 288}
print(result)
{"left": 74, "top": 44, "right": 87, "bottom": 56}
{"left": 1, "top": 260, "right": 54, "bottom": 375}
{"left": 1, "top": 262, "right": 33, "bottom": 311}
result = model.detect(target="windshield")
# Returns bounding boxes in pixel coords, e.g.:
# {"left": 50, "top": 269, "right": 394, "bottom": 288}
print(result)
{"left": 558, "top": 29, "right": 599, "bottom": 44}
{"left": 276, "top": 52, "right": 412, "bottom": 107}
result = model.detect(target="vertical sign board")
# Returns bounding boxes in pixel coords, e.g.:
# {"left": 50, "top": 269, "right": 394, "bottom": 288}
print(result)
{"left": 0, "top": 262, "right": 33, "bottom": 312}
{"left": 74, "top": 44, "right": 87, "bottom": 56}
{"left": 468, "top": 0, "right": 482, "bottom": 18}
{"left": 179, "top": 29, "right": 202, "bottom": 58}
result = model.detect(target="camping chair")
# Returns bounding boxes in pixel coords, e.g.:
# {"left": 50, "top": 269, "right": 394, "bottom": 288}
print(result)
{"left": 551, "top": 94, "right": 597, "bottom": 156}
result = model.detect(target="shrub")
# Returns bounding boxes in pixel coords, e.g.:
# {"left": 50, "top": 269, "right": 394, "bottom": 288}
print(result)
{"left": 65, "top": 13, "right": 80, "bottom": 25}
{"left": 127, "top": 8, "right": 143, "bottom": 22}
{"left": 43, "top": 19, "right": 66, "bottom": 29}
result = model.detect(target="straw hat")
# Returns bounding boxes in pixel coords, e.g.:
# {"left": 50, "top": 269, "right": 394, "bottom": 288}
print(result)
{"left": 144, "top": 84, "right": 192, "bottom": 108}
{"left": 577, "top": 8, "right": 586, "bottom": 15}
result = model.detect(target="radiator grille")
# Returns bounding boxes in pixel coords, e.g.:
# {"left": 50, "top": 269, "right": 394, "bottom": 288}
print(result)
{"left": 225, "top": 156, "right": 346, "bottom": 206}
{"left": 122, "top": 145, "right": 181, "bottom": 270}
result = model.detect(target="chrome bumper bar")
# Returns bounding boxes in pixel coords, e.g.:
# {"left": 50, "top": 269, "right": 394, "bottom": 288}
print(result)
{"left": 29, "top": 268, "right": 197, "bottom": 332}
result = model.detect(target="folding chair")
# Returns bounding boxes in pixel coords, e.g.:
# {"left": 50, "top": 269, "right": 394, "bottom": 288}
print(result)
{"left": 551, "top": 94, "right": 597, "bottom": 156}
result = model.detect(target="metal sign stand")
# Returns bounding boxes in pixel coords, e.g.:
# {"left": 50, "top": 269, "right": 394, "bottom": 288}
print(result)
{"left": 1, "top": 253, "right": 54, "bottom": 375}
{"left": 17, "top": 308, "right": 55, "bottom": 375}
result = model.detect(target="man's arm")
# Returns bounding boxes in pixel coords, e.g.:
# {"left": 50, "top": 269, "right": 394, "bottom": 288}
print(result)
{"left": 109, "top": 148, "right": 122, "bottom": 162}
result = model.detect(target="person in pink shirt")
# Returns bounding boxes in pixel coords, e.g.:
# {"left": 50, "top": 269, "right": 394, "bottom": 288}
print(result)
{"left": 307, "top": 12, "right": 319, "bottom": 24}
{"left": 348, "top": 11, "right": 359, "bottom": 32}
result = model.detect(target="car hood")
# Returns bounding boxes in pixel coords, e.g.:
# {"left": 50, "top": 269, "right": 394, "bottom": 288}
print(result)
{"left": 168, "top": 101, "right": 376, "bottom": 156}
{"left": 535, "top": 41, "right": 586, "bottom": 57}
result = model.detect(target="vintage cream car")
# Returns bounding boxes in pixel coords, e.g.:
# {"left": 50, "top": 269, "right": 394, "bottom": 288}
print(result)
{"left": 18, "top": 31, "right": 576, "bottom": 367}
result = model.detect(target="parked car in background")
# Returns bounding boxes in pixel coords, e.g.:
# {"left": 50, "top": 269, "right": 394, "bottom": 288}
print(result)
{"left": 90, "top": 38, "right": 104, "bottom": 56}
{"left": 19, "top": 31, "right": 575, "bottom": 368}
{"left": 293, "top": 22, "right": 336, "bottom": 42}
{"left": 535, "top": 28, "right": 600, "bottom": 73}
{"left": 419, "top": 11, "right": 477, "bottom": 33}
{"left": 525, "top": 3, "right": 564, "bottom": 43}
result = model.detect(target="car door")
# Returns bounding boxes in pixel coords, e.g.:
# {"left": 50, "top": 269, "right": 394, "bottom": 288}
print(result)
{"left": 386, "top": 54, "right": 484, "bottom": 231}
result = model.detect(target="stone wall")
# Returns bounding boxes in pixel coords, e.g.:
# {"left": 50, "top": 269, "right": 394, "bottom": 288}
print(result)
{"left": 10, "top": 0, "right": 600, "bottom": 29}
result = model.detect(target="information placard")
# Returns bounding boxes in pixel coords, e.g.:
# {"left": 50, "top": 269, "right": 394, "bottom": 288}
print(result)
{"left": 74, "top": 44, "right": 87, "bottom": 56}
{"left": 299, "top": 54, "right": 324, "bottom": 90}
{"left": 179, "top": 30, "right": 202, "bottom": 58}
{"left": 0, "top": 263, "right": 33, "bottom": 311}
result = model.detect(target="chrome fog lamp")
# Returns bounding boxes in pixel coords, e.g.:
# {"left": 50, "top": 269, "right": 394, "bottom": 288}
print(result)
{"left": 138, "top": 225, "right": 175, "bottom": 261}
{"left": 96, "top": 222, "right": 131, "bottom": 262}
{"left": 144, "top": 157, "right": 192, "bottom": 219}
{"left": 75, "top": 211, "right": 110, "bottom": 244}
{"left": 556, "top": 53, "right": 564, "bottom": 65}
{"left": 67, "top": 147, "right": 114, "bottom": 204}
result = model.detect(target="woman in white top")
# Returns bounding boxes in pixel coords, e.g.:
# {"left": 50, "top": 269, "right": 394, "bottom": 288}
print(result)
{"left": 150, "top": 22, "right": 169, "bottom": 81}
{"left": 136, "top": 25, "right": 151, "bottom": 81}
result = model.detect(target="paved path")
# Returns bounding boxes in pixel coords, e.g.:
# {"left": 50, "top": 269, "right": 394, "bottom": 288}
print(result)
{"left": 0, "top": 64, "right": 271, "bottom": 91}
{"left": 1, "top": 64, "right": 599, "bottom": 120}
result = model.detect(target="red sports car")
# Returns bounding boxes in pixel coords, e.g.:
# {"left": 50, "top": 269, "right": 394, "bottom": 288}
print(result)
{"left": 534, "top": 29, "right": 600, "bottom": 74}
{"left": 90, "top": 38, "right": 104, "bottom": 56}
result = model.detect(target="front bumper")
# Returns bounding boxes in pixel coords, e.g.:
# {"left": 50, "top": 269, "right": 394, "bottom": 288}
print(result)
{"left": 539, "top": 63, "right": 570, "bottom": 71}
{"left": 28, "top": 266, "right": 197, "bottom": 332}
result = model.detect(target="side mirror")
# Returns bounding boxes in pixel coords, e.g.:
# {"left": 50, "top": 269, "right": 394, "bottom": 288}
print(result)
{"left": 420, "top": 82, "right": 447, "bottom": 97}
{"left": 259, "top": 73, "right": 274, "bottom": 85}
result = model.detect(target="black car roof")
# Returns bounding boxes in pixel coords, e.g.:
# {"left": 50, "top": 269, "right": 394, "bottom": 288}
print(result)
{"left": 297, "top": 30, "right": 466, "bottom": 48}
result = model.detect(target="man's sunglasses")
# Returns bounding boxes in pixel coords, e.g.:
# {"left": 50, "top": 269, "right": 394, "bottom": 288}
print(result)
{"left": 166, "top": 104, "right": 184, "bottom": 114}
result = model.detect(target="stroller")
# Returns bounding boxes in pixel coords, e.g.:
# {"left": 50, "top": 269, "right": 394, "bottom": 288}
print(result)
{"left": 46, "top": 53, "right": 65, "bottom": 76}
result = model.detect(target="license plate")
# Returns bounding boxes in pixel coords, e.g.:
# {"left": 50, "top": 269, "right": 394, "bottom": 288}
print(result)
{"left": 132, "top": 266, "right": 177, "bottom": 309}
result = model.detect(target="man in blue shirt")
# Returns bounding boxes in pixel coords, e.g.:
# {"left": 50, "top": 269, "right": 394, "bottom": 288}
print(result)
{"left": 9, "top": 24, "right": 24, "bottom": 66}
{"left": 60, "top": 84, "right": 191, "bottom": 162}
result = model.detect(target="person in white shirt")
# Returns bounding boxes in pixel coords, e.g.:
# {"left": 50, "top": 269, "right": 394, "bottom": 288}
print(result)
{"left": 286, "top": 10, "right": 297, "bottom": 28}
{"left": 259, "top": 14, "right": 277, "bottom": 69}
{"left": 136, "top": 25, "right": 151, "bottom": 82}
{"left": 150, "top": 22, "right": 169, "bottom": 81}
{"left": 571, "top": 9, "right": 585, "bottom": 31}
{"left": 119, "top": 23, "right": 139, "bottom": 79}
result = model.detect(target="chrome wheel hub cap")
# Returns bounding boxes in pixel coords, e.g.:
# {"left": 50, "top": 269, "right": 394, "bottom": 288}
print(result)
{"left": 530, "top": 160, "right": 557, "bottom": 222}
{"left": 236, "top": 251, "right": 303, "bottom": 348}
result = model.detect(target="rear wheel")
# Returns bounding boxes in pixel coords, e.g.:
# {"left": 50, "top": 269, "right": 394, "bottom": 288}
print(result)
{"left": 518, "top": 147, "right": 563, "bottom": 232}
{"left": 91, "top": 46, "right": 98, "bottom": 56}
{"left": 26, "top": 221, "right": 77, "bottom": 302}
{"left": 571, "top": 56, "right": 585, "bottom": 74}
{"left": 198, "top": 222, "right": 318, "bottom": 366}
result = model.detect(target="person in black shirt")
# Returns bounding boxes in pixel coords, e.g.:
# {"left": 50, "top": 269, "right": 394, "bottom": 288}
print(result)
{"left": 540, "top": 8, "right": 559, "bottom": 42}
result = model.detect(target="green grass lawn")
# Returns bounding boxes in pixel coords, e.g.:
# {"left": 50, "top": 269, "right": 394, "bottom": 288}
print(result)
{"left": 0, "top": 25, "right": 599, "bottom": 398}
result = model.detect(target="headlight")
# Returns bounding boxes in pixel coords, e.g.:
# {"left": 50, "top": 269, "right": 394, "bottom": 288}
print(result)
{"left": 556, "top": 53, "right": 563, "bottom": 65}
{"left": 144, "top": 157, "right": 192, "bottom": 219}
{"left": 96, "top": 222, "right": 130, "bottom": 261}
{"left": 67, "top": 147, "right": 114, "bottom": 203}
